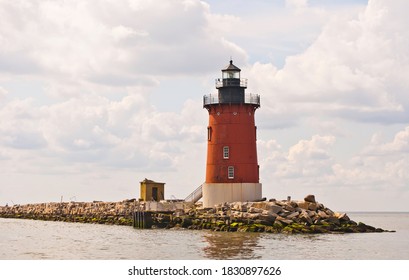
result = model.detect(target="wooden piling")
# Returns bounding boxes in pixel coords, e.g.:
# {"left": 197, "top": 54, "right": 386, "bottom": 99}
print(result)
{"left": 133, "top": 209, "right": 153, "bottom": 229}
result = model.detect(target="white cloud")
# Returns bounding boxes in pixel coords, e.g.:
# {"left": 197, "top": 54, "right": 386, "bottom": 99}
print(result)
{"left": 362, "top": 126, "right": 409, "bottom": 155}
{"left": 247, "top": 0, "right": 409, "bottom": 125}
{"left": 0, "top": 0, "right": 232, "bottom": 205}
{"left": 0, "top": 86, "right": 8, "bottom": 99}
{"left": 0, "top": 89, "right": 207, "bottom": 174}
{"left": 1, "top": 0, "right": 409, "bottom": 211}
{"left": 258, "top": 125, "right": 409, "bottom": 210}
{"left": 0, "top": 0, "right": 247, "bottom": 89}
{"left": 331, "top": 126, "right": 409, "bottom": 192}
{"left": 111, "top": 25, "right": 147, "bottom": 42}
{"left": 260, "top": 135, "right": 336, "bottom": 180}
{"left": 286, "top": 0, "right": 308, "bottom": 11}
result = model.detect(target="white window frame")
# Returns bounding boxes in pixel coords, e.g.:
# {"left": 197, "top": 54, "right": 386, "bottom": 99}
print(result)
{"left": 228, "top": 166, "right": 234, "bottom": 179}
{"left": 223, "top": 146, "right": 229, "bottom": 159}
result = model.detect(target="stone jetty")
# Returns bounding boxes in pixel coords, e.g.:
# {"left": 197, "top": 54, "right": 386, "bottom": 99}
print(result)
{"left": 0, "top": 195, "right": 394, "bottom": 234}
{"left": 0, "top": 200, "right": 136, "bottom": 226}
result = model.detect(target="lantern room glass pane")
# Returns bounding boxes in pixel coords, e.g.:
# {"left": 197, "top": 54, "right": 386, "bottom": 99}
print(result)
{"left": 222, "top": 71, "right": 240, "bottom": 79}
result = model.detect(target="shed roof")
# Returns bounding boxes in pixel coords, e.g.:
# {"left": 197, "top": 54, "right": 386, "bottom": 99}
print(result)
{"left": 140, "top": 178, "right": 165, "bottom": 184}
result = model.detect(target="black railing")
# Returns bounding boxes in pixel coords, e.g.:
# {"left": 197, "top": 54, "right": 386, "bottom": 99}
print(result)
{"left": 203, "top": 93, "right": 260, "bottom": 107}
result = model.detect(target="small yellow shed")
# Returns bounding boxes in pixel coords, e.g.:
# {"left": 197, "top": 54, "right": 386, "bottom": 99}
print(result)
{"left": 139, "top": 178, "right": 165, "bottom": 201}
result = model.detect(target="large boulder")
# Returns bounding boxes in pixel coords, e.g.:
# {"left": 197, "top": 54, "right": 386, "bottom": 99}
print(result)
{"left": 243, "top": 212, "right": 261, "bottom": 219}
{"left": 265, "top": 203, "right": 283, "bottom": 214}
{"left": 231, "top": 202, "right": 242, "bottom": 211}
{"left": 283, "top": 203, "right": 296, "bottom": 212}
{"left": 297, "top": 201, "right": 309, "bottom": 210}
{"left": 239, "top": 203, "right": 248, "bottom": 212}
{"left": 308, "top": 203, "right": 318, "bottom": 211}
{"left": 324, "top": 208, "right": 334, "bottom": 216}
{"left": 286, "top": 212, "right": 300, "bottom": 220}
{"left": 304, "top": 194, "right": 316, "bottom": 203}
{"left": 248, "top": 207, "right": 263, "bottom": 213}
{"left": 318, "top": 210, "right": 329, "bottom": 219}
{"left": 275, "top": 216, "right": 293, "bottom": 225}
{"left": 335, "top": 212, "right": 350, "bottom": 222}
{"left": 325, "top": 216, "right": 340, "bottom": 226}
{"left": 252, "top": 202, "right": 267, "bottom": 209}
{"left": 299, "top": 210, "right": 313, "bottom": 225}
{"left": 259, "top": 214, "right": 277, "bottom": 224}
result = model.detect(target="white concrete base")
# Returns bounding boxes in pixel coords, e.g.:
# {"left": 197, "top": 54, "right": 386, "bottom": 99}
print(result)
{"left": 202, "top": 182, "right": 262, "bottom": 208}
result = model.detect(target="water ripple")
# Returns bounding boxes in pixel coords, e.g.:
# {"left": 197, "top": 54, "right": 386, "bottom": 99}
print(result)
{"left": 1, "top": 213, "right": 408, "bottom": 260}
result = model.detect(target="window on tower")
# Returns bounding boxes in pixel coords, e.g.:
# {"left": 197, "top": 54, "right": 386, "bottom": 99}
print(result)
{"left": 228, "top": 166, "right": 234, "bottom": 179}
{"left": 207, "top": 126, "right": 212, "bottom": 141}
{"left": 223, "top": 146, "right": 229, "bottom": 159}
{"left": 222, "top": 71, "right": 240, "bottom": 79}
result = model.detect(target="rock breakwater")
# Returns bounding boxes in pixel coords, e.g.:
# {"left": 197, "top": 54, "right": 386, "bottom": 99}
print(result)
{"left": 146, "top": 195, "right": 394, "bottom": 233}
{"left": 0, "top": 195, "right": 394, "bottom": 234}
{"left": 0, "top": 200, "right": 135, "bottom": 226}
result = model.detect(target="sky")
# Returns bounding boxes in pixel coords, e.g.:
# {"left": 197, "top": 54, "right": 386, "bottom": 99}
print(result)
{"left": 1, "top": 0, "right": 409, "bottom": 211}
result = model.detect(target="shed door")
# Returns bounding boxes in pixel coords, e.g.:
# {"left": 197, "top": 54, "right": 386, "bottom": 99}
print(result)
{"left": 152, "top": 187, "right": 158, "bottom": 201}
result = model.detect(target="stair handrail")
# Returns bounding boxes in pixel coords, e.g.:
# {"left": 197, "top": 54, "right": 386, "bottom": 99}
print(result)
{"left": 184, "top": 184, "right": 203, "bottom": 203}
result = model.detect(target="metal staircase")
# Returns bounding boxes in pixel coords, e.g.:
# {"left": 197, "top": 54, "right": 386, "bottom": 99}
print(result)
{"left": 184, "top": 184, "right": 203, "bottom": 203}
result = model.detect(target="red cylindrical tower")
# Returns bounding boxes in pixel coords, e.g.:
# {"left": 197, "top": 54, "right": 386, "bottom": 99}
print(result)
{"left": 202, "top": 60, "right": 262, "bottom": 207}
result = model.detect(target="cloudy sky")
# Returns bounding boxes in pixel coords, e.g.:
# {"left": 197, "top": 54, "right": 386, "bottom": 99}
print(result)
{"left": 1, "top": 0, "right": 409, "bottom": 211}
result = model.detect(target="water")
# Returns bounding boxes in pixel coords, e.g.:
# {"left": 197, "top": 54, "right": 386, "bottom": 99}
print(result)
{"left": 1, "top": 212, "right": 408, "bottom": 260}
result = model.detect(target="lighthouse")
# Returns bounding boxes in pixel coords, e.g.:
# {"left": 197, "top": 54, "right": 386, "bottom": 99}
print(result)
{"left": 202, "top": 60, "right": 262, "bottom": 207}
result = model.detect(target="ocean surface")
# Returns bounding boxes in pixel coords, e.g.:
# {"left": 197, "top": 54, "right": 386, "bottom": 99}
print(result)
{"left": 1, "top": 212, "right": 408, "bottom": 260}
